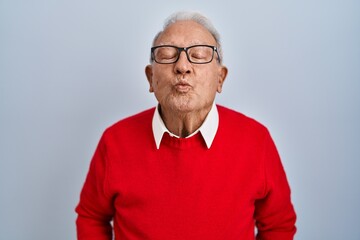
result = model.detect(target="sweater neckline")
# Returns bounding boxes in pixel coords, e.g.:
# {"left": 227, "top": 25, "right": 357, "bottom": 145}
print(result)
{"left": 152, "top": 104, "right": 219, "bottom": 149}
{"left": 159, "top": 132, "right": 208, "bottom": 150}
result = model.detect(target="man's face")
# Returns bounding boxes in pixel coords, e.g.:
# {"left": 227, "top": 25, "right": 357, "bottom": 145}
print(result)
{"left": 145, "top": 20, "right": 227, "bottom": 114}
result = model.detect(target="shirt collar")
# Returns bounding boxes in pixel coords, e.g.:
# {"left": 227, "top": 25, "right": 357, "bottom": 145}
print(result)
{"left": 152, "top": 103, "right": 219, "bottom": 149}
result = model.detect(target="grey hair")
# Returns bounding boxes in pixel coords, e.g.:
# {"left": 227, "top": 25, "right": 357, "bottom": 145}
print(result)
{"left": 151, "top": 11, "right": 223, "bottom": 63}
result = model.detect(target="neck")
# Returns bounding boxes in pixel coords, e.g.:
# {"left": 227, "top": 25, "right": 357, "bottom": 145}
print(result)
{"left": 159, "top": 105, "right": 212, "bottom": 138}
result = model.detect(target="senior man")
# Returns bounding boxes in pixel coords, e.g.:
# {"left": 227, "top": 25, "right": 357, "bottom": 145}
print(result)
{"left": 76, "top": 11, "right": 296, "bottom": 240}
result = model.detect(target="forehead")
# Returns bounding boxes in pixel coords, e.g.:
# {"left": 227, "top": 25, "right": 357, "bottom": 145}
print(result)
{"left": 155, "top": 20, "right": 217, "bottom": 46}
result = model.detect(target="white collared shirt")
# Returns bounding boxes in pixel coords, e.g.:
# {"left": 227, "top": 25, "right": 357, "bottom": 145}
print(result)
{"left": 152, "top": 103, "right": 219, "bottom": 149}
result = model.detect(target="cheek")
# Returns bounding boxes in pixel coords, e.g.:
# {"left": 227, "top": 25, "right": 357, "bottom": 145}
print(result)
{"left": 152, "top": 69, "right": 172, "bottom": 87}
{"left": 153, "top": 77, "right": 165, "bottom": 89}
{"left": 202, "top": 71, "right": 219, "bottom": 89}
{"left": 152, "top": 76, "right": 171, "bottom": 94}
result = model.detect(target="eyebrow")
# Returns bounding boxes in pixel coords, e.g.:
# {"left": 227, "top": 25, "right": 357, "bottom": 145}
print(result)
{"left": 156, "top": 41, "right": 214, "bottom": 47}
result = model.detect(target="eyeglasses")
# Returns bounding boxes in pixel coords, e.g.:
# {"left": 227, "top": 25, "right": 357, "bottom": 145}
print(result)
{"left": 151, "top": 45, "right": 220, "bottom": 64}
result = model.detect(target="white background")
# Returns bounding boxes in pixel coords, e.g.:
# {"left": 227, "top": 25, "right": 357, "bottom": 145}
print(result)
{"left": 1, "top": 0, "right": 359, "bottom": 239}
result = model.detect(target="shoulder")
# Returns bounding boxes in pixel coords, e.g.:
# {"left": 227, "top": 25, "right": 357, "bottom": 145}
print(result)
{"left": 216, "top": 104, "right": 269, "bottom": 137}
{"left": 217, "top": 105, "right": 267, "bottom": 130}
{"left": 102, "top": 107, "right": 155, "bottom": 140}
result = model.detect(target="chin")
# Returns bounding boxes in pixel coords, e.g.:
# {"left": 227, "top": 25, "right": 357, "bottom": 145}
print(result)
{"left": 168, "top": 99, "right": 195, "bottom": 113}
{"left": 163, "top": 95, "right": 205, "bottom": 114}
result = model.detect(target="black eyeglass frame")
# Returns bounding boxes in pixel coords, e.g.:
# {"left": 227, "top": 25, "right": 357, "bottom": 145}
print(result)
{"left": 150, "top": 44, "right": 221, "bottom": 64}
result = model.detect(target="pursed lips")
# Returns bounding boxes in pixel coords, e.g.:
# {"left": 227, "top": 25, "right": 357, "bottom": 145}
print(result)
{"left": 174, "top": 81, "right": 192, "bottom": 93}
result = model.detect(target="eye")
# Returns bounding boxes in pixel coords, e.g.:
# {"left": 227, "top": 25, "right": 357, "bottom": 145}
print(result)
{"left": 155, "top": 47, "right": 177, "bottom": 60}
{"left": 188, "top": 46, "right": 213, "bottom": 62}
{"left": 190, "top": 52, "right": 206, "bottom": 59}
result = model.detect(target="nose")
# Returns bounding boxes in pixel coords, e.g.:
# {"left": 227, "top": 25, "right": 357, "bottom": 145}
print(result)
{"left": 174, "top": 51, "right": 192, "bottom": 75}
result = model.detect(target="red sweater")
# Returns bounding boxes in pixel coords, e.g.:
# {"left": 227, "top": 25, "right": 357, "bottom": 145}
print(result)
{"left": 76, "top": 105, "right": 296, "bottom": 240}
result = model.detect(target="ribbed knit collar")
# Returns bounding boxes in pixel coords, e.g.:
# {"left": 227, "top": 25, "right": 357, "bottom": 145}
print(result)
{"left": 152, "top": 103, "right": 219, "bottom": 149}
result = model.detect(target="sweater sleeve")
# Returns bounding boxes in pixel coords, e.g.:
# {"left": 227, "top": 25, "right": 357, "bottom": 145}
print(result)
{"left": 254, "top": 131, "right": 297, "bottom": 240}
{"left": 75, "top": 134, "right": 115, "bottom": 240}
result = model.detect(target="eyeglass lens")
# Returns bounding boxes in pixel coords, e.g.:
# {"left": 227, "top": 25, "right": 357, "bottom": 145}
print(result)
{"left": 153, "top": 46, "right": 214, "bottom": 64}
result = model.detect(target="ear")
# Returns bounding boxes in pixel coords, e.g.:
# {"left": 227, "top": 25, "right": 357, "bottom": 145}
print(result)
{"left": 145, "top": 65, "right": 154, "bottom": 92}
{"left": 216, "top": 66, "right": 228, "bottom": 93}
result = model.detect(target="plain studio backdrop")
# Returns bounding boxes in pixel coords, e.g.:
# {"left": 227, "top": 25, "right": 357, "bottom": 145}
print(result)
{"left": 1, "top": 0, "right": 359, "bottom": 239}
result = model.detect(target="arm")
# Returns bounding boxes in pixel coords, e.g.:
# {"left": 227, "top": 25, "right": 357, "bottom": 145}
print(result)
{"left": 75, "top": 135, "right": 115, "bottom": 240}
{"left": 254, "top": 131, "right": 297, "bottom": 240}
